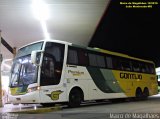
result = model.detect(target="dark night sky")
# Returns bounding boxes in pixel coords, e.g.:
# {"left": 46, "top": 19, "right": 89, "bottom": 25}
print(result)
{"left": 89, "top": 0, "right": 160, "bottom": 67}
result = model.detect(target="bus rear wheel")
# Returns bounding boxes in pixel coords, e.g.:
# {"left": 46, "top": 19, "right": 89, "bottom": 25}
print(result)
{"left": 135, "top": 88, "right": 143, "bottom": 100}
{"left": 68, "top": 89, "right": 82, "bottom": 108}
{"left": 143, "top": 88, "right": 149, "bottom": 99}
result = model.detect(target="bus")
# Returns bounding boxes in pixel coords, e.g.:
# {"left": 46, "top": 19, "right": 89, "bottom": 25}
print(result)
{"left": 8, "top": 39, "right": 158, "bottom": 107}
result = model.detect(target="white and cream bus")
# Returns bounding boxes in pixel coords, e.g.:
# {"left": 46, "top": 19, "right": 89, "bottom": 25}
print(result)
{"left": 8, "top": 39, "right": 158, "bottom": 107}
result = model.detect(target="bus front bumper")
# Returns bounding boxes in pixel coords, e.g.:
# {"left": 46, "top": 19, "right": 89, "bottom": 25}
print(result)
{"left": 8, "top": 91, "right": 40, "bottom": 104}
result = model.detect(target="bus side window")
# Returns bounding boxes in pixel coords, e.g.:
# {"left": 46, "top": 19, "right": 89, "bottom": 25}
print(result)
{"left": 88, "top": 53, "right": 106, "bottom": 68}
{"left": 144, "top": 64, "right": 151, "bottom": 74}
{"left": 121, "top": 59, "right": 131, "bottom": 71}
{"left": 106, "top": 56, "right": 113, "bottom": 69}
{"left": 77, "top": 50, "right": 88, "bottom": 66}
{"left": 140, "top": 63, "right": 148, "bottom": 73}
{"left": 112, "top": 57, "right": 122, "bottom": 70}
{"left": 96, "top": 55, "right": 106, "bottom": 68}
{"left": 148, "top": 64, "right": 155, "bottom": 74}
{"left": 88, "top": 53, "right": 97, "bottom": 67}
{"left": 132, "top": 62, "right": 140, "bottom": 72}
{"left": 67, "top": 49, "right": 78, "bottom": 65}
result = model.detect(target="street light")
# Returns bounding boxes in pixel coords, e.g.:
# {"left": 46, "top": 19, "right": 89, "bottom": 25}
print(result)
{"left": 31, "top": 0, "right": 49, "bottom": 21}
{"left": 31, "top": 0, "right": 50, "bottom": 39}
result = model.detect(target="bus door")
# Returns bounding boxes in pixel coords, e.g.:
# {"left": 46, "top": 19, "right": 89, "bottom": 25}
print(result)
{"left": 39, "top": 42, "right": 65, "bottom": 103}
{"left": 39, "top": 54, "right": 67, "bottom": 103}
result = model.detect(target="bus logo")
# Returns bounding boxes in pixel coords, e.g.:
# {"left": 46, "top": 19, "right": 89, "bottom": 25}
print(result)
{"left": 120, "top": 72, "right": 142, "bottom": 79}
{"left": 47, "top": 90, "right": 63, "bottom": 100}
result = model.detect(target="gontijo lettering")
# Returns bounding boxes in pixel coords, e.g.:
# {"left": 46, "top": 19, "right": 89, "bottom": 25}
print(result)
{"left": 120, "top": 73, "right": 142, "bottom": 79}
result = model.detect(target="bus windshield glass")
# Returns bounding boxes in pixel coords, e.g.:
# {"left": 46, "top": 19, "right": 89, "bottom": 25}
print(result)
{"left": 10, "top": 42, "right": 43, "bottom": 87}
{"left": 16, "top": 42, "right": 43, "bottom": 58}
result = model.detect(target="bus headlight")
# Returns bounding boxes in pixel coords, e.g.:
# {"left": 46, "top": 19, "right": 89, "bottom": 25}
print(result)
{"left": 27, "top": 86, "right": 40, "bottom": 93}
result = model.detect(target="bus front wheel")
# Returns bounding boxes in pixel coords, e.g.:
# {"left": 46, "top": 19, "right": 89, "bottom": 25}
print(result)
{"left": 68, "top": 88, "right": 82, "bottom": 108}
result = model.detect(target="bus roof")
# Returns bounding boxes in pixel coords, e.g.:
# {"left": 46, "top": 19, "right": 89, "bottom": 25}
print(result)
{"left": 18, "top": 39, "right": 72, "bottom": 50}
{"left": 17, "top": 39, "right": 154, "bottom": 64}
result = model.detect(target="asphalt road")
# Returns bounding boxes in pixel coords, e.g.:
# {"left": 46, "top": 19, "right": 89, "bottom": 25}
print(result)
{"left": 1, "top": 94, "right": 160, "bottom": 119}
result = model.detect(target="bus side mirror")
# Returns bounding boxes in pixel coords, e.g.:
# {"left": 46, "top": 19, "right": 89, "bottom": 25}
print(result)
{"left": 31, "top": 50, "right": 43, "bottom": 65}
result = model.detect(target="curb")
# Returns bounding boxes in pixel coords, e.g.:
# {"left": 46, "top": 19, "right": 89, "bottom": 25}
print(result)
{"left": 6, "top": 105, "right": 62, "bottom": 114}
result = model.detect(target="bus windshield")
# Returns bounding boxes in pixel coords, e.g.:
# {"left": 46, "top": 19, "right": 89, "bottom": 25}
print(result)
{"left": 10, "top": 56, "right": 38, "bottom": 87}
{"left": 10, "top": 42, "right": 43, "bottom": 87}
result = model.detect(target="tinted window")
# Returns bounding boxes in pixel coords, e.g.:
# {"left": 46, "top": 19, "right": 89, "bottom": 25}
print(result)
{"left": 132, "top": 61, "right": 140, "bottom": 72}
{"left": 88, "top": 53, "right": 106, "bottom": 68}
{"left": 106, "top": 56, "right": 113, "bottom": 69}
{"left": 41, "top": 42, "right": 64, "bottom": 86}
{"left": 140, "top": 63, "right": 148, "bottom": 73}
{"left": 112, "top": 57, "right": 121, "bottom": 70}
{"left": 77, "top": 50, "right": 88, "bottom": 66}
{"left": 148, "top": 64, "right": 155, "bottom": 74}
{"left": 88, "top": 54, "right": 97, "bottom": 66}
{"left": 67, "top": 49, "right": 78, "bottom": 65}
{"left": 97, "top": 55, "right": 106, "bottom": 68}
{"left": 121, "top": 59, "right": 131, "bottom": 71}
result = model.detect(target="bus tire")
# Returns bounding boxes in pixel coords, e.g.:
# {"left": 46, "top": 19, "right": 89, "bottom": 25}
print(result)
{"left": 135, "top": 88, "right": 143, "bottom": 100}
{"left": 143, "top": 87, "right": 149, "bottom": 99}
{"left": 68, "top": 88, "right": 83, "bottom": 108}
